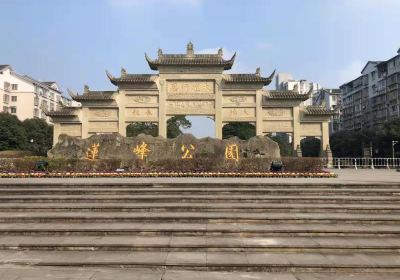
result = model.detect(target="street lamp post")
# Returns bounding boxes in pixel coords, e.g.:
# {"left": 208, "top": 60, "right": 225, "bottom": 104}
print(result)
{"left": 392, "top": 140, "right": 399, "bottom": 159}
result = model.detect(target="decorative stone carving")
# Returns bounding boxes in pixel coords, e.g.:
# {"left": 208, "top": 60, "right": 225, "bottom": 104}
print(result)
{"left": 229, "top": 96, "right": 246, "bottom": 105}
{"left": 167, "top": 101, "right": 214, "bottom": 115}
{"left": 89, "top": 109, "right": 118, "bottom": 121}
{"left": 264, "top": 108, "right": 293, "bottom": 119}
{"left": 126, "top": 96, "right": 158, "bottom": 106}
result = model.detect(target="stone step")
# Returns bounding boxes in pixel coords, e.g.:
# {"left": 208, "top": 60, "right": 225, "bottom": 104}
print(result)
{"left": 0, "top": 236, "right": 397, "bottom": 253}
{"left": 0, "top": 250, "right": 399, "bottom": 272}
{"left": 1, "top": 187, "right": 399, "bottom": 196}
{"left": 3, "top": 266, "right": 400, "bottom": 280}
{"left": 1, "top": 222, "right": 399, "bottom": 237}
{"left": 1, "top": 183, "right": 399, "bottom": 189}
{"left": 0, "top": 202, "right": 399, "bottom": 213}
{"left": 1, "top": 194, "right": 399, "bottom": 203}
{"left": 0, "top": 211, "right": 399, "bottom": 224}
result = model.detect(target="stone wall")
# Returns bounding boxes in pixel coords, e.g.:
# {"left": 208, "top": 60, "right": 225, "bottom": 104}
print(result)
{"left": 48, "top": 133, "right": 280, "bottom": 162}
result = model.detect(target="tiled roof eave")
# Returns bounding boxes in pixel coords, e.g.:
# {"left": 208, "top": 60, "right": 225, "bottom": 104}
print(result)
{"left": 45, "top": 110, "right": 77, "bottom": 117}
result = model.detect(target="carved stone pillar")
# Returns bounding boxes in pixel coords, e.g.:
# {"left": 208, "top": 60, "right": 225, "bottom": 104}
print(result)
{"left": 215, "top": 80, "right": 222, "bottom": 139}
{"left": 81, "top": 107, "right": 89, "bottom": 139}
{"left": 256, "top": 90, "right": 263, "bottom": 136}
{"left": 158, "top": 80, "right": 167, "bottom": 138}
{"left": 292, "top": 106, "right": 301, "bottom": 154}
{"left": 118, "top": 91, "right": 126, "bottom": 137}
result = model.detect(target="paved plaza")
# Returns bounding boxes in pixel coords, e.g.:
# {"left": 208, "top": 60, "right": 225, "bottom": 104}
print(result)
{"left": 0, "top": 169, "right": 399, "bottom": 279}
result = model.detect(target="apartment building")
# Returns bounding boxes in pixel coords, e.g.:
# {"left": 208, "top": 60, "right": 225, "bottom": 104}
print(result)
{"left": 340, "top": 48, "right": 400, "bottom": 130}
{"left": 0, "top": 65, "right": 64, "bottom": 124}
{"left": 313, "top": 88, "right": 342, "bottom": 134}
{"left": 275, "top": 72, "right": 322, "bottom": 106}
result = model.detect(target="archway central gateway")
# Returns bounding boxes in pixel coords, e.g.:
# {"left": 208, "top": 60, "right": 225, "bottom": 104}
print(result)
{"left": 47, "top": 42, "right": 334, "bottom": 154}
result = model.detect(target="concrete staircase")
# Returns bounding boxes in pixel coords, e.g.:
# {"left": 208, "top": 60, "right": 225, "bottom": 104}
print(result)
{"left": 0, "top": 182, "right": 400, "bottom": 274}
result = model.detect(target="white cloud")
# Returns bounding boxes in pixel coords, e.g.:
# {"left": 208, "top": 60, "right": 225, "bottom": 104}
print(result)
{"left": 337, "top": 60, "right": 364, "bottom": 85}
{"left": 108, "top": 0, "right": 202, "bottom": 7}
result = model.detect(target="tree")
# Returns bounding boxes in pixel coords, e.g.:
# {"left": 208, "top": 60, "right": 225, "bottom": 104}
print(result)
{"left": 300, "top": 137, "right": 321, "bottom": 157}
{"left": 126, "top": 122, "right": 158, "bottom": 137}
{"left": 269, "top": 133, "right": 294, "bottom": 156}
{"left": 22, "top": 118, "right": 53, "bottom": 156}
{"left": 0, "top": 113, "right": 27, "bottom": 151}
{"left": 222, "top": 122, "right": 256, "bottom": 140}
{"left": 125, "top": 116, "right": 192, "bottom": 139}
{"left": 167, "top": 116, "right": 191, "bottom": 138}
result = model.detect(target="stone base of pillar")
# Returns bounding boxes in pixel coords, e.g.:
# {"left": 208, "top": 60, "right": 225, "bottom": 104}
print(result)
{"left": 325, "top": 144, "right": 333, "bottom": 168}
{"left": 296, "top": 145, "right": 302, "bottom": 157}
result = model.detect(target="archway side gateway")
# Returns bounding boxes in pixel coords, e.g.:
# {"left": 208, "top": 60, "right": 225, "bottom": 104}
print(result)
{"left": 47, "top": 42, "right": 334, "bottom": 154}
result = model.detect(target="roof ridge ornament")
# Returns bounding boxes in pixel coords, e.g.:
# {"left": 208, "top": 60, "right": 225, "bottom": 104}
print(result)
{"left": 218, "top": 48, "right": 223, "bottom": 57}
{"left": 121, "top": 67, "right": 127, "bottom": 77}
{"left": 157, "top": 48, "right": 163, "bottom": 57}
{"left": 267, "top": 69, "right": 276, "bottom": 81}
{"left": 255, "top": 67, "right": 261, "bottom": 76}
{"left": 83, "top": 85, "right": 89, "bottom": 94}
{"left": 187, "top": 41, "right": 194, "bottom": 56}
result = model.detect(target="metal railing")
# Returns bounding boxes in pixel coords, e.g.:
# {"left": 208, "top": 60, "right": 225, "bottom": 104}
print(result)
{"left": 333, "top": 158, "right": 400, "bottom": 169}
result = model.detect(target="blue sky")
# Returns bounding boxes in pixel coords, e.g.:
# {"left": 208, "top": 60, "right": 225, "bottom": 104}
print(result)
{"left": 1, "top": 0, "right": 399, "bottom": 137}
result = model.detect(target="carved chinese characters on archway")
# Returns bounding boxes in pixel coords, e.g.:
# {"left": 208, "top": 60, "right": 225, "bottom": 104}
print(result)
{"left": 167, "top": 81, "right": 213, "bottom": 94}
{"left": 167, "top": 81, "right": 214, "bottom": 99}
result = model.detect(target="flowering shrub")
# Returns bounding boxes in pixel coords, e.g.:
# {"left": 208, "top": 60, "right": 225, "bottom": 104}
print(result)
{"left": 0, "top": 157, "right": 330, "bottom": 178}
{"left": 0, "top": 171, "right": 337, "bottom": 178}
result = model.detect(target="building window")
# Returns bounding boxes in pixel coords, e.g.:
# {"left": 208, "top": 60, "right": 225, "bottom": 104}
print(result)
{"left": 3, "top": 94, "right": 9, "bottom": 104}
{"left": 3, "top": 82, "right": 10, "bottom": 91}
{"left": 50, "top": 103, "right": 54, "bottom": 111}
{"left": 11, "top": 84, "right": 18, "bottom": 90}
{"left": 34, "top": 108, "right": 39, "bottom": 117}
{"left": 2, "top": 106, "right": 8, "bottom": 113}
{"left": 34, "top": 96, "right": 39, "bottom": 106}
{"left": 11, "top": 96, "right": 17, "bottom": 102}
{"left": 10, "top": 106, "right": 16, "bottom": 114}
